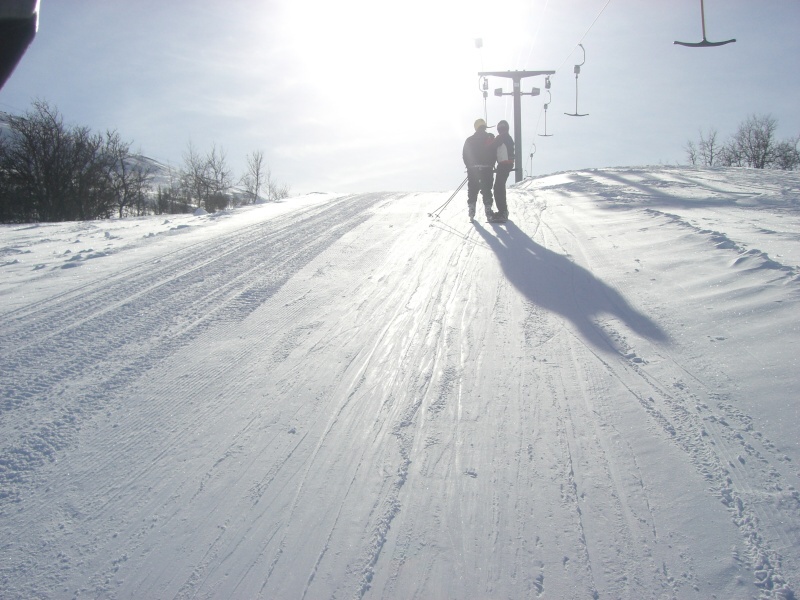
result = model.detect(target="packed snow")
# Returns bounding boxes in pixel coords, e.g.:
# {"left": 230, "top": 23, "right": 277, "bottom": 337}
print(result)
{"left": 1, "top": 166, "right": 799, "bottom": 600}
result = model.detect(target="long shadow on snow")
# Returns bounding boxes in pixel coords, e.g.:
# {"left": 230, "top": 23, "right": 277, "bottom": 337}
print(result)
{"left": 473, "top": 220, "right": 669, "bottom": 352}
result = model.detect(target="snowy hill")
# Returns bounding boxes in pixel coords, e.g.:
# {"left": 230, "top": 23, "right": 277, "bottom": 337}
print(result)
{"left": 1, "top": 166, "right": 799, "bottom": 599}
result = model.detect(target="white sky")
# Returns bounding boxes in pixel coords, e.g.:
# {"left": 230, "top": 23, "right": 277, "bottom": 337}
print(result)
{"left": 1, "top": 0, "right": 798, "bottom": 193}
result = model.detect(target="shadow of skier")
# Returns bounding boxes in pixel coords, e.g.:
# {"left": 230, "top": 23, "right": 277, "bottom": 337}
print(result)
{"left": 473, "top": 220, "right": 669, "bottom": 352}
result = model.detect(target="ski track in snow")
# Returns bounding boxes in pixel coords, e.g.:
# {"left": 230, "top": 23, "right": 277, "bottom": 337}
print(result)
{"left": 0, "top": 193, "right": 386, "bottom": 501}
{"left": 1, "top": 167, "right": 799, "bottom": 599}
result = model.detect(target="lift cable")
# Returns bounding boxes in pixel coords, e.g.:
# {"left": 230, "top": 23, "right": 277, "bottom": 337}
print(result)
{"left": 555, "top": 0, "right": 612, "bottom": 73}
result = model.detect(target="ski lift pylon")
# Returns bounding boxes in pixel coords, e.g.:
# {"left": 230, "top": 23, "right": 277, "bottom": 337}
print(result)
{"left": 565, "top": 44, "right": 588, "bottom": 117}
{"left": 674, "top": 0, "right": 735, "bottom": 47}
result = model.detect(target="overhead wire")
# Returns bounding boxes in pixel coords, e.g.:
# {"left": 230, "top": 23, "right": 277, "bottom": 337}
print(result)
{"left": 556, "top": 0, "right": 613, "bottom": 73}
{"left": 525, "top": 0, "right": 614, "bottom": 172}
{"left": 524, "top": 0, "right": 551, "bottom": 68}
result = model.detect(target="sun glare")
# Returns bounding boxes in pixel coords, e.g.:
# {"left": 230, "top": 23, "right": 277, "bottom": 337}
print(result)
{"left": 275, "top": 0, "right": 530, "bottom": 135}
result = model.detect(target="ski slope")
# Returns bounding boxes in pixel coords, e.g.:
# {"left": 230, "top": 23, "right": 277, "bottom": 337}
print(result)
{"left": 1, "top": 166, "right": 799, "bottom": 599}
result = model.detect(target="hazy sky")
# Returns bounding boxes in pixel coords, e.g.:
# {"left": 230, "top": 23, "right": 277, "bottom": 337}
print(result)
{"left": 1, "top": 1, "right": 798, "bottom": 193}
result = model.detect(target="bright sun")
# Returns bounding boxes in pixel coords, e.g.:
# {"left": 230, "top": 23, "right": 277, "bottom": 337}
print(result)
{"left": 276, "top": 0, "right": 528, "bottom": 134}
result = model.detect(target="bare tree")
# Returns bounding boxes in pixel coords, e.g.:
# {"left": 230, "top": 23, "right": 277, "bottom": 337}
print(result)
{"left": 180, "top": 141, "right": 208, "bottom": 208}
{"left": 0, "top": 135, "right": 12, "bottom": 222}
{"left": 0, "top": 100, "right": 123, "bottom": 222}
{"left": 205, "top": 144, "right": 232, "bottom": 211}
{"left": 717, "top": 141, "right": 743, "bottom": 167}
{"left": 2, "top": 99, "right": 289, "bottom": 222}
{"left": 106, "top": 131, "right": 132, "bottom": 218}
{"left": 773, "top": 136, "right": 800, "bottom": 171}
{"left": 684, "top": 140, "right": 698, "bottom": 166}
{"left": 180, "top": 142, "right": 233, "bottom": 212}
{"left": 690, "top": 114, "right": 799, "bottom": 171}
{"left": 731, "top": 114, "right": 778, "bottom": 169}
{"left": 241, "top": 149, "right": 265, "bottom": 204}
{"left": 686, "top": 127, "right": 723, "bottom": 167}
{"left": 106, "top": 132, "right": 154, "bottom": 218}
{"left": 698, "top": 127, "right": 722, "bottom": 166}
{"left": 2, "top": 99, "right": 71, "bottom": 221}
{"left": 155, "top": 165, "right": 191, "bottom": 215}
{"left": 130, "top": 161, "right": 154, "bottom": 215}
{"left": 67, "top": 125, "right": 115, "bottom": 220}
{"left": 240, "top": 149, "right": 290, "bottom": 202}
{"left": 269, "top": 179, "right": 290, "bottom": 201}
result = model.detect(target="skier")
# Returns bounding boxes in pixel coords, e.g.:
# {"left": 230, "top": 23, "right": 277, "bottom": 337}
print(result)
{"left": 462, "top": 118, "right": 496, "bottom": 221}
{"left": 491, "top": 120, "right": 514, "bottom": 222}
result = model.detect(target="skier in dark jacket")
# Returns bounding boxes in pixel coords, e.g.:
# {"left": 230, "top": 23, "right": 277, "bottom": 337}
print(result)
{"left": 491, "top": 120, "right": 514, "bottom": 222}
{"left": 462, "top": 118, "right": 496, "bottom": 221}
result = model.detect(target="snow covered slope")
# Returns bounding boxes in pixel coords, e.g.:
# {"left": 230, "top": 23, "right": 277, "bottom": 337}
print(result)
{"left": 1, "top": 167, "right": 799, "bottom": 599}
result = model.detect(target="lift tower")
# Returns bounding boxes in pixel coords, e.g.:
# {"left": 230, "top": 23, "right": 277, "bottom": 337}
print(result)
{"left": 479, "top": 70, "right": 555, "bottom": 183}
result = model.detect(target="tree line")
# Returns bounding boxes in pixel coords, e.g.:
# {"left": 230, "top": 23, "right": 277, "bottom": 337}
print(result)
{"left": 685, "top": 113, "right": 800, "bottom": 170}
{"left": 0, "top": 100, "right": 289, "bottom": 224}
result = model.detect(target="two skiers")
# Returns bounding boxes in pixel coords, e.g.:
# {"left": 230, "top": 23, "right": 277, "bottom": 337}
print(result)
{"left": 462, "top": 118, "right": 514, "bottom": 222}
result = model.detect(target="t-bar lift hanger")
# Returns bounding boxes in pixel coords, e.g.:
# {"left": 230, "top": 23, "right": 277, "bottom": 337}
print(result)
{"left": 539, "top": 87, "right": 554, "bottom": 137}
{"left": 564, "top": 44, "right": 588, "bottom": 117}
{"left": 674, "top": 0, "right": 735, "bottom": 47}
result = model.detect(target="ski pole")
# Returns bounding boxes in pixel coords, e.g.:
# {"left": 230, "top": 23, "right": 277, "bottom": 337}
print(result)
{"left": 429, "top": 175, "right": 469, "bottom": 219}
